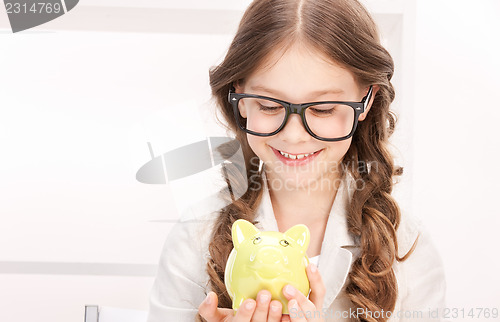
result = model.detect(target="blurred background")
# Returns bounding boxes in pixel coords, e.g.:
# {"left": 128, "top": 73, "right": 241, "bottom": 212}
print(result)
{"left": 0, "top": 0, "right": 499, "bottom": 321}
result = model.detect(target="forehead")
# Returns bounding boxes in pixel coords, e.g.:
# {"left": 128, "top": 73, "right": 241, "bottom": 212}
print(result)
{"left": 244, "top": 43, "right": 360, "bottom": 101}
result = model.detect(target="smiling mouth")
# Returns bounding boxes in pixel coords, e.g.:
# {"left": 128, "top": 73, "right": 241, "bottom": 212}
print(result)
{"left": 273, "top": 147, "right": 323, "bottom": 160}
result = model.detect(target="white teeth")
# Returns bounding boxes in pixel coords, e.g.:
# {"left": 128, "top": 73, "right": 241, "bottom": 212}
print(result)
{"left": 278, "top": 150, "right": 314, "bottom": 160}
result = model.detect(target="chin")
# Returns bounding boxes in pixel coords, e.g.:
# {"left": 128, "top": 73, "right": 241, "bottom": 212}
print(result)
{"left": 267, "top": 168, "right": 326, "bottom": 190}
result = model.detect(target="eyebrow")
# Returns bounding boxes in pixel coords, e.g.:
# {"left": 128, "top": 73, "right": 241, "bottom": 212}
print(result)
{"left": 248, "top": 85, "right": 345, "bottom": 98}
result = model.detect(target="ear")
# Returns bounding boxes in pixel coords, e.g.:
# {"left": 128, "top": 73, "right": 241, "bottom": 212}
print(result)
{"left": 284, "top": 224, "right": 310, "bottom": 252}
{"left": 232, "top": 219, "right": 260, "bottom": 249}
{"left": 358, "top": 85, "right": 380, "bottom": 122}
{"left": 233, "top": 79, "right": 244, "bottom": 94}
{"left": 232, "top": 80, "right": 247, "bottom": 118}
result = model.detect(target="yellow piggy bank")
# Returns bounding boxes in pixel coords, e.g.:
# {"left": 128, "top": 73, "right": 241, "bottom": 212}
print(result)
{"left": 224, "top": 219, "right": 310, "bottom": 314}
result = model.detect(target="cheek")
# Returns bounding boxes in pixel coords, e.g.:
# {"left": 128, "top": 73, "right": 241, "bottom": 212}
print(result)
{"left": 325, "top": 139, "right": 352, "bottom": 164}
{"left": 246, "top": 134, "right": 268, "bottom": 159}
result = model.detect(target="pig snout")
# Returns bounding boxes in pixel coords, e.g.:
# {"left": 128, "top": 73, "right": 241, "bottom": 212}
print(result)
{"left": 255, "top": 247, "right": 285, "bottom": 264}
{"left": 249, "top": 246, "right": 290, "bottom": 278}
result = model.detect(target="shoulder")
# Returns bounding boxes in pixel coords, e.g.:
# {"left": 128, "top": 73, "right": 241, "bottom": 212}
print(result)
{"left": 148, "top": 199, "right": 223, "bottom": 320}
{"left": 164, "top": 198, "right": 223, "bottom": 262}
{"left": 157, "top": 198, "right": 224, "bottom": 287}
{"left": 394, "top": 211, "right": 447, "bottom": 317}
{"left": 395, "top": 211, "right": 443, "bottom": 269}
{"left": 395, "top": 211, "right": 423, "bottom": 257}
{"left": 395, "top": 210, "right": 445, "bottom": 277}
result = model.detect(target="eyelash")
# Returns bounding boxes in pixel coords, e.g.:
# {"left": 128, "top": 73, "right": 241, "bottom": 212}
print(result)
{"left": 258, "top": 104, "right": 281, "bottom": 111}
{"left": 310, "top": 107, "right": 335, "bottom": 115}
{"left": 259, "top": 105, "right": 336, "bottom": 115}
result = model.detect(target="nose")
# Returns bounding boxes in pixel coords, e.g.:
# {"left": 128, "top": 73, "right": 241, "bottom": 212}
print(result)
{"left": 255, "top": 247, "right": 284, "bottom": 265}
{"left": 279, "top": 113, "right": 310, "bottom": 143}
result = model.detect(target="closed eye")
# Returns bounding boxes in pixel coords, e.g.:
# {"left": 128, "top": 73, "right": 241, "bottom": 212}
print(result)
{"left": 309, "top": 106, "right": 336, "bottom": 115}
{"left": 258, "top": 104, "right": 282, "bottom": 112}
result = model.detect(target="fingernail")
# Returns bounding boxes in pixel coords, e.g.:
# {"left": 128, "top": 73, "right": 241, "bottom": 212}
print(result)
{"left": 259, "top": 293, "right": 270, "bottom": 303}
{"left": 245, "top": 300, "right": 255, "bottom": 310}
{"left": 204, "top": 293, "right": 211, "bottom": 305}
{"left": 310, "top": 263, "right": 317, "bottom": 273}
{"left": 285, "top": 285, "right": 296, "bottom": 296}
{"left": 270, "top": 304, "right": 280, "bottom": 312}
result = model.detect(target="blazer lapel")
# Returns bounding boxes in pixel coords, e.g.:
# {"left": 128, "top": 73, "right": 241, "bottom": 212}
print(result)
{"left": 317, "top": 172, "right": 358, "bottom": 309}
{"left": 254, "top": 172, "right": 279, "bottom": 232}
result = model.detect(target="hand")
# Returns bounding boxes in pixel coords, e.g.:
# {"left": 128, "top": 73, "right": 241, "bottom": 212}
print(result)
{"left": 281, "top": 263, "right": 326, "bottom": 322}
{"left": 198, "top": 289, "right": 284, "bottom": 322}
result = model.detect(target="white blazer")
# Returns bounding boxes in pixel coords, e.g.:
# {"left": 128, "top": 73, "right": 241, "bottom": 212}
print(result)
{"left": 147, "top": 171, "right": 447, "bottom": 322}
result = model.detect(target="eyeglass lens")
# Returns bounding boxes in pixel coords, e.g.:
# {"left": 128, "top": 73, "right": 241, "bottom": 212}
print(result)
{"left": 237, "top": 97, "right": 356, "bottom": 139}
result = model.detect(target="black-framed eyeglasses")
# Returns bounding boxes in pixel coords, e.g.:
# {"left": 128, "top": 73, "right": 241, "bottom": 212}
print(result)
{"left": 228, "top": 85, "right": 373, "bottom": 142}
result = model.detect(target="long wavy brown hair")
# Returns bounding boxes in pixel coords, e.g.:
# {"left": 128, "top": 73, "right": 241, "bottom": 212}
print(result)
{"left": 197, "top": 0, "right": 418, "bottom": 321}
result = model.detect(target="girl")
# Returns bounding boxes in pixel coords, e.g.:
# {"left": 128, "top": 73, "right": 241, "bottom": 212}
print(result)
{"left": 147, "top": 0, "right": 446, "bottom": 321}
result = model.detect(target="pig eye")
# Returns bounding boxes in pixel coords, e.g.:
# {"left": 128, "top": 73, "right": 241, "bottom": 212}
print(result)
{"left": 280, "top": 239, "right": 290, "bottom": 247}
{"left": 253, "top": 237, "right": 262, "bottom": 244}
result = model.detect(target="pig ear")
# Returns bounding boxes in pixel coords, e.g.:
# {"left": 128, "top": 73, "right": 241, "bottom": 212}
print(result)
{"left": 284, "top": 224, "right": 310, "bottom": 252}
{"left": 232, "top": 219, "right": 260, "bottom": 249}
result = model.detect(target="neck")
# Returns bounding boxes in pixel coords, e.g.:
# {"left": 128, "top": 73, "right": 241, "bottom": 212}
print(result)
{"left": 265, "top": 168, "right": 342, "bottom": 230}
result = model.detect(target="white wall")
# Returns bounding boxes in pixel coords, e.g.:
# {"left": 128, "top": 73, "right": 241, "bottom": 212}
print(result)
{"left": 0, "top": 8, "right": 238, "bottom": 321}
{"left": 413, "top": 0, "right": 500, "bottom": 316}
{"left": 0, "top": 1, "right": 498, "bottom": 321}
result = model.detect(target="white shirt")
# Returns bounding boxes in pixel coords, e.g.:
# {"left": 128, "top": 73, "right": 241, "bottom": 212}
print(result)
{"left": 309, "top": 255, "right": 320, "bottom": 267}
{"left": 147, "top": 171, "right": 447, "bottom": 321}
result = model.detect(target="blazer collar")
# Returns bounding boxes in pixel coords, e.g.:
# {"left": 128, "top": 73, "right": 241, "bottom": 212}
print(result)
{"left": 254, "top": 170, "right": 358, "bottom": 308}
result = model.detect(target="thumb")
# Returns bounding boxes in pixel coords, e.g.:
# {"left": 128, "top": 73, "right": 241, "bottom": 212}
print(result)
{"left": 198, "top": 292, "right": 229, "bottom": 322}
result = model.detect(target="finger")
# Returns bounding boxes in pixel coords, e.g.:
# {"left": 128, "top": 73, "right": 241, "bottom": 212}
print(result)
{"left": 267, "top": 300, "right": 282, "bottom": 322}
{"left": 251, "top": 290, "right": 271, "bottom": 322}
{"left": 198, "top": 292, "right": 230, "bottom": 322}
{"left": 287, "top": 299, "right": 307, "bottom": 322}
{"left": 306, "top": 263, "right": 326, "bottom": 310}
{"left": 233, "top": 299, "right": 257, "bottom": 322}
{"left": 282, "top": 285, "right": 316, "bottom": 317}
